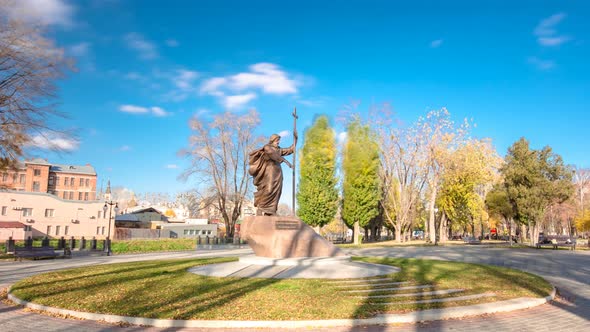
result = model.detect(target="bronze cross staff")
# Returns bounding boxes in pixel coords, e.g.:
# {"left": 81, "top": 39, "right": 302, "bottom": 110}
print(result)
{"left": 292, "top": 107, "right": 298, "bottom": 215}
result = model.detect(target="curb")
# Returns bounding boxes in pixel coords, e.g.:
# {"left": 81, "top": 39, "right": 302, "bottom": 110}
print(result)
{"left": 7, "top": 287, "right": 556, "bottom": 328}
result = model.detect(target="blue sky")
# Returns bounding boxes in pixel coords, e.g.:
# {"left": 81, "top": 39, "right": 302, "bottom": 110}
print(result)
{"left": 10, "top": 0, "right": 590, "bottom": 205}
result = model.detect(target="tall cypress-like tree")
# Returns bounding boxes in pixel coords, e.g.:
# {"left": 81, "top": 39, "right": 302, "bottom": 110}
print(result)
{"left": 341, "top": 117, "right": 381, "bottom": 243}
{"left": 297, "top": 115, "right": 339, "bottom": 227}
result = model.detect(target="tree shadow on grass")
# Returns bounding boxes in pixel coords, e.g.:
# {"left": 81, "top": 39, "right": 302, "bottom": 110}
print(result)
{"left": 347, "top": 257, "right": 553, "bottom": 332}
{"left": 9, "top": 258, "right": 288, "bottom": 321}
{"left": 10, "top": 258, "right": 234, "bottom": 302}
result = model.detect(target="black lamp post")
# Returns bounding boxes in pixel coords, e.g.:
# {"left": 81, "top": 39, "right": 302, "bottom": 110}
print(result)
{"left": 103, "top": 201, "right": 118, "bottom": 256}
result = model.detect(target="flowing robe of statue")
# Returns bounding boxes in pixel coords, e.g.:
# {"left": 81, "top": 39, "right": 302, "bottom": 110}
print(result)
{"left": 249, "top": 140, "right": 294, "bottom": 215}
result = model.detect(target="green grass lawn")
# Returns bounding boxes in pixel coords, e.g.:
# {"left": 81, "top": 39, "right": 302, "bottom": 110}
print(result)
{"left": 9, "top": 257, "right": 552, "bottom": 320}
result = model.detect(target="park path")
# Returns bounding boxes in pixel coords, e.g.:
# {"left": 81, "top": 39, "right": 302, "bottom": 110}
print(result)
{"left": 0, "top": 246, "right": 589, "bottom": 331}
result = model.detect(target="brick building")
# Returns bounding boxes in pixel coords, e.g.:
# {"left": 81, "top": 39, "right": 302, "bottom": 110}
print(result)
{"left": 0, "top": 158, "right": 97, "bottom": 201}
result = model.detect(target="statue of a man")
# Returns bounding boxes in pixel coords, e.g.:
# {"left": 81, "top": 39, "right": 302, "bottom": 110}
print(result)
{"left": 249, "top": 133, "right": 297, "bottom": 215}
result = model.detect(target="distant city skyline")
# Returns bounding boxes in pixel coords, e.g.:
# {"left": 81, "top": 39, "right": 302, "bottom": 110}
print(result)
{"left": 8, "top": 0, "right": 589, "bottom": 207}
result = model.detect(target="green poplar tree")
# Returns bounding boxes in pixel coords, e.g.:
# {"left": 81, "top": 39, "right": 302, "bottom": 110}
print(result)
{"left": 341, "top": 117, "right": 381, "bottom": 243}
{"left": 297, "top": 115, "right": 339, "bottom": 227}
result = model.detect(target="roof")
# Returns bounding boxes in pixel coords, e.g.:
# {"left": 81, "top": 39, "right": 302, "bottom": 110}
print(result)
{"left": 115, "top": 214, "right": 140, "bottom": 222}
{"left": 50, "top": 163, "right": 96, "bottom": 175}
{"left": 0, "top": 221, "right": 26, "bottom": 228}
{"left": 25, "top": 158, "right": 51, "bottom": 166}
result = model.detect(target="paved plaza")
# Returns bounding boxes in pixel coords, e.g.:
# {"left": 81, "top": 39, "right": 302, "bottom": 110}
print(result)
{"left": 0, "top": 246, "right": 589, "bottom": 331}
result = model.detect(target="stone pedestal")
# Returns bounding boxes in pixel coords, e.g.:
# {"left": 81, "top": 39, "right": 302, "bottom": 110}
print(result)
{"left": 241, "top": 216, "right": 345, "bottom": 258}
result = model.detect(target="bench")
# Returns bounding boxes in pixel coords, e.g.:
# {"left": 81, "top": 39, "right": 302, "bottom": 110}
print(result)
{"left": 463, "top": 236, "right": 481, "bottom": 245}
{"left": 536, "top": 235, "right": 576, "bottom": 250}
{"left": 14, "top": 246, "right": 58, "bottom": 261}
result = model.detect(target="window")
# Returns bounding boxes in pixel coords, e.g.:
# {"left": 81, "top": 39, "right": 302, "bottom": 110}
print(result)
{"left": 64, "top": 177, "right": 69, "bottom": 186}
{"left": 80, "top": 178, "right": 84, "bottom": 186}
{"left": 23, "top": 208, "right": 33, "bottom": 217}
{"left": 84, "top": 192, "right": 88, "bottom": 201}
{"left": 69, "top": 192, "right": 73, "bottom": 200}
{"left": 49, "top": 176, "right": 54, "bottom": 185}
{"left": 24, "top": 225, "right": 32, "bottom": 232}
{"left": 63, "top": 191, "right": 68, "bottom": 199}
{"left": 78, "top": 192, "right": 83, "bottom": 200}
{"left": 32, "top": 181, "right": 40, "bottom": 192}
{"left": 97, "top": 211, "right": 102, "bottom": 219}
{"left": 64, "top": 225, "right": 69, "bottom": 236}
{"left": 2, "top": 173, "right": 7, "bottom": 182}
{"left": 1, "top": 206, "right": 6, "bottom": 216}
{"left": 55, "top": 225, "right": 60, "bottom": 236}
{"left": 101, "top": 226, "right": 105, "bottom": 235}
{"left": 12, "top": 173, "right": 17, "bottom": 182}
{"left": 184, "top": 230, "right": 189, "bottom": 235}
{"left": 46, "top": 225, "right": 51, "bottom": 235}
{"left": 97, "top": 226, "right": 100, "bottom": 235}
{"left": 55, "top": 176, "right": 59, "bottom": 185}
{"left": 85, "top": 179, "right": 90, "bottom": 187}
{"left": 19, "top": 174, "right": 25, "bottom": 184}
{"left": 45, "top": 209, "right": 55, "bottom": 217}
{"left": 34, "top": 169, "right": 41, "bottom": 176}
{"left": 70, "top": 177, "right": 75, "bottom": 186}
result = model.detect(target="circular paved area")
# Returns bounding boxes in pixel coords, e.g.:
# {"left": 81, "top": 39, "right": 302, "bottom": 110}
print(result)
{"left": 1, "top": 246, "right": 589, "bottom": 331}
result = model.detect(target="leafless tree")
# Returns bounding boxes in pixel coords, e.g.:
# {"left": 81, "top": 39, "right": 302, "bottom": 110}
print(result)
{"left": 0, "top": 1, "right": 73, "bottom": 168}
{"left": 180, "top": 110, "right": 263, "bottom": 238}
{"left": 372, "top": 105, "right": 428, "bottom": 242}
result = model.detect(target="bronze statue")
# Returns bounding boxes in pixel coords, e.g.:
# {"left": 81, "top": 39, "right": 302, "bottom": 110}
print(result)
{"left": 249, "top": 132, "right": 297, "bottom": 215}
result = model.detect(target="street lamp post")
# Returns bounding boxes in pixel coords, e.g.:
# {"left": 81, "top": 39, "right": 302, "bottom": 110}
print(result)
{"left": 103, "top": 201, "right": 118, "bottom": 256}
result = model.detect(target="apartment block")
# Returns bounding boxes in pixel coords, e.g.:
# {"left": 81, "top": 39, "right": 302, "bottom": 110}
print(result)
{"left": 0, "top": 158, "right": 97, "bottom": 201}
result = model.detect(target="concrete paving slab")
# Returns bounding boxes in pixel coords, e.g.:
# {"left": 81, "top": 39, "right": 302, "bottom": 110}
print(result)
{"left": 364, "top": 289, "right": 465, "bottom": 298}
{"left": 391, "top": 292, "right": 496, "bottom": 305}
{"left": 229, "top": 264, "right": 291, "bottom": 278}
{"left": 344, "top": 285, "right": 433, "bottom": 293}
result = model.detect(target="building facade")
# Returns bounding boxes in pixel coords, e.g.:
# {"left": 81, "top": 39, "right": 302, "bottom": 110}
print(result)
{"left": 0, "top": 158, "right": 97, "bottom": 201}
{"left": 0, "top": 191, "right": 112, "bottom": 241}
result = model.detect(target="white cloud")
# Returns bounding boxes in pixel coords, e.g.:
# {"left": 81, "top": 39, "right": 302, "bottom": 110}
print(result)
{"left": 200, "top": 77, "right": 227, "bottom": 97}
{"left": 174, "top": 69, "right": 199, "bottom": 90}
{"left": 119, "top": 104, "right": 149, "bottom": 114}
{"left": 528, "top": 57, "right": 555, "bottom": 70}
{"left": 278, "top": 130, "right": 290, "bottom": 138}
{"left": 534, "top": 13, "right": 570, "bottom": 47}
{"left": 430, "top": 39, "right": 443, "bottom": 48}
{"left": 27, "top": 133, "right": 79, "bottom": 151}
{"left": 67, "top": 42, "right": 90, "bottom": 56}
{"left": 119, "top": 145, "right": 132, "bottom": 152}
{"left": 151, "top": 106, "right": 169, "bottom": 117}
{"left": 165, "top": 39, "right": 179, "bottom": 47}
{"left": 119, "top": 104, "right": 170, "bottom": 116}
{"left": 222, "top": 93, "right": 257, "bottom": 110}
{"left": 124, "top": 32, "right": 158, "bottom": 59}
{"left": 337, "top": 132, "right": 348, "bottom": 144}
{"left": 165, "top": 164, "right": 178, "bottom": 169}
{"left": 199, "top": 63, "right": 300, "bottom": 108}
{"left": 229, "top": 63, "right": 298, "bottom": 94}
{"left": 4, "top": 0, "right": 74, "bottom": 27}
{"left": 124, "top": 72, "right": 144, "bottom": 81}
{"left": 538, "top": 36, "right": 570, "bottom": 47}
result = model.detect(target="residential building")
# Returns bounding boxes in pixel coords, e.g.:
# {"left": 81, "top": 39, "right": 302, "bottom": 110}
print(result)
{"left": 0, "top": 190, "right": 112, "bottom": 241}
{"left": 0, "top": 158, "right": 97, "bottom": 201}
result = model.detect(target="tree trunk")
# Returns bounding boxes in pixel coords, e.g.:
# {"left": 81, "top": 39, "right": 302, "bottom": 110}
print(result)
{"left": 439, "top": 213, "right": 448, "bottom": 243}
{"left": 428, "top": 184, "right": 438, "bottom": 244}
{"left": 395, "top": 226, "right": 402, "bottom": 243}
{"left": 353, "top": 221, "right": 360, "bottom": 245}
{"left": 508, "top": 218, "right": 513, "bottom": 246}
